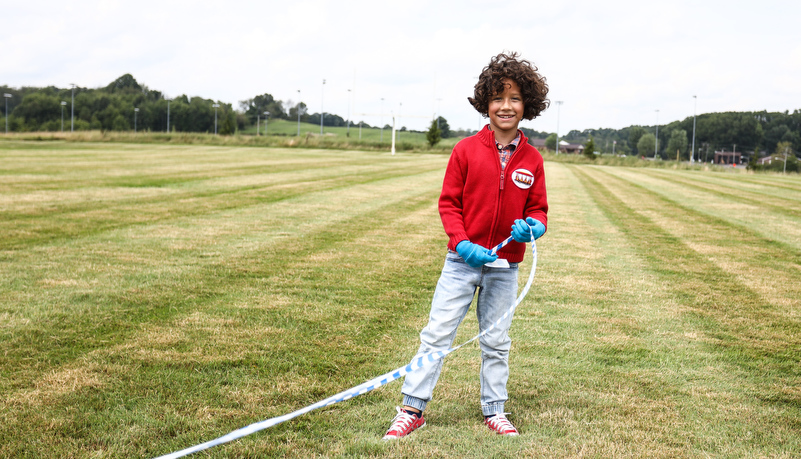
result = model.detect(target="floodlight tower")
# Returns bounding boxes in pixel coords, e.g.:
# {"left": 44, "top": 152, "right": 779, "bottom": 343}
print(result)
{"left": 554, "top": 101, "right": 563, "bottom": 154}
{"left": 263, "top": 111, "right": 269, "bottom": 134}
{"left": 654, "top": 110, "right": 660, "bottom": 158}
{"left": 347, "top": 89, "right": 352, "bottom": 137}
{"left": 691, "top": 95, "right": 697, "bottom": 163}
{"left": 61, "top": 101, "right": 67, "bottom": 132}
{"left": 256, "top": 112, "right": 261, "bottom": 136}
{"left": 320, "top": 79, "right": 326, "bottom": 135}
{"left": 380, "top": 97, "right": 385, "bottom": 142}
{"left": 134, "top": 108, "right": 139, "bottom": 133}
{"left": 213, "top": 104, "right": 220, "bottom": 135}
{"left": 296, "top": 89, "right": 301, "bottom": 136}
{"left": 70, "top": 83, "right": 76, "bottom": 132}
{"left": 4, "top": 93, "right": 12, "bottom": 134}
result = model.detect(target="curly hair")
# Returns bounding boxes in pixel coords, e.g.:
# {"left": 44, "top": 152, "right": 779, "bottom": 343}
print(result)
{"left": 468, "top": 52, "right": 549, "bottom": 120}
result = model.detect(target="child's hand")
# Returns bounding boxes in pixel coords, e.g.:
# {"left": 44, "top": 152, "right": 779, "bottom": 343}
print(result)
{"left": 511, "top": 217, "right": 546, "bottom": 242}
{"left": 456, "top": 240, "right": 498, "bottom": 267}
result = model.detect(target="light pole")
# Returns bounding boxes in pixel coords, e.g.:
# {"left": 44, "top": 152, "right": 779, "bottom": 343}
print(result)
{"left": 654, "top": 110, "right": 660, "bottom": 158}
{"left": 380, "top": 97, "right": 385, "bottom": 142}
{"left": 4, "top": 93, "right": 12, "bottom": 134}
{"left": 296, "top": 89, "right": 301, "bottom": 136}
{"left": 346, "top": 89, "right": 352, "bottom": 137}
{"left": 398, "top": 102, "right": 402, "bottom": 140}
{"left": 70, "top": 83, "right": 76, "bottom": 132}
{"left": 320, "top": 79, "right": 326, "bottom": 135}
{"left": 61, "top": 101, "right": 67, "bottom": 132}
{"left": 134, "top": 108, "right": 139, "bottom": 133}
{"left": 263, "top": 111, "right": 269, "bottom": 135}
{"left": 691, "top": 95, "right": 697, "bottom": 163}
{"left": 213, "top": 104, "right": 220, "bottom": 135}
{"left": 555, "top": 101, "right": 563, "bottom": 154}
{"left": 256, "top": 112, "right": 260, "bottom": 136}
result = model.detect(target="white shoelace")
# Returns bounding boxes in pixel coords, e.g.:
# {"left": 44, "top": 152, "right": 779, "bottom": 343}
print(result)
{"left": 486, "top": 413, "right": 517, "bottom": 433}
{"left": 387, "top": 407, "right": 416, "bottom": 433}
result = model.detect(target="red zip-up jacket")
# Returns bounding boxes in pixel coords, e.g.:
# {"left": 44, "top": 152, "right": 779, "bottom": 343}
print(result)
{"left": 439, "top": 126, "right": 548, "bottom": 263}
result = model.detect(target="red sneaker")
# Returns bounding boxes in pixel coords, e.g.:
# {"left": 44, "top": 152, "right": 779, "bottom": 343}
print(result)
{"left": 484, "top": 413, "right": 519, "bottom": 436}
{"left": 382, "top": 407, "right": 426, "bottom": 440}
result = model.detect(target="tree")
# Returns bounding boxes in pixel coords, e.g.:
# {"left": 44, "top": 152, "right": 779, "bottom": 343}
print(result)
{"left": 426, "top": 119, "right": 441, "bottom": 147}
{"left": 545, "top": 133, "right": 557, "bottom": 151}
{"left": 239, "top": 93, "right": 286, "bottom": 123}
{"left": 436, "top": 116, "right": 451, "bottom": 138}
{"left": 584, "top": 136, "right": 597, "bottom": 160}
{"left": 106, "top": 74, "right": 142, "bottom": 93}
{"left": 765, "top": 141, "right": 799, "bottom": 173}
{"left": 288, "top": 102, "right": 308, "bottom": 122}
{"left": 638, "top": 133, "right": 656, "bottom": 158}
{"left": 666, "top": 129, "right": 689, "bottom": 160}
{"left": 629, "top": 126, "right": 646, "bottom": 155}
{"left": 747, "top": 152, "right": 760, "bottom": 171}
{"left": 219, "top": 109, "right": 236, "bottom": 135}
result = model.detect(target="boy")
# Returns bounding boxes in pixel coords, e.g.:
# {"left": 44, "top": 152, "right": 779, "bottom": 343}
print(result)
{"left": 382, "top": 52, "right": 550, "bottom": 440}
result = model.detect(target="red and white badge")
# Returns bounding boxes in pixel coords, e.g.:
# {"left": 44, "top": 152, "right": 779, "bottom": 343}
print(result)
{"left": 511, "top": 168, "right": 534, "bottom": 189}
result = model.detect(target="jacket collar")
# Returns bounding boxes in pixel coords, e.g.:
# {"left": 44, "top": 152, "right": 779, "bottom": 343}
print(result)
{"left": 477, "top": 124, "right": 529, "bottom": 149}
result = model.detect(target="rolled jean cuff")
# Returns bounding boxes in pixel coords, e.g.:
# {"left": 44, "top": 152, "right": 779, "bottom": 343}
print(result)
{"left": 482, "top": 402, "right": 505, "bottom": 417}
{"left": 402, "top": 394, "right": 428, "bottom": 413}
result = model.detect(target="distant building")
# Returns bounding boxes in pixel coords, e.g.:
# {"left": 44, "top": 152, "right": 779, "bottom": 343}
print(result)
{"left": 528, "top": 138, "right": 547, "bottom": 149}
{"left": 714, "top": 151, "right": 741, "bottom": 165}
{"left": 559, "top": 140, "right": 585, "bottom": 154}
{"left": 528, "top": 137, "right": 585, "bottom": 154}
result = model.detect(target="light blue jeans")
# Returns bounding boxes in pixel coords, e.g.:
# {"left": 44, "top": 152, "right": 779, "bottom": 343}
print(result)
{"left": 402, "top": 251, "right": 519, "bottom": 416}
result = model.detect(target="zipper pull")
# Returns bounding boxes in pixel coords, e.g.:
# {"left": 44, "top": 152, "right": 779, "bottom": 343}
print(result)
{"left": 500, "top": 171, "right": 505, "bottom": 190}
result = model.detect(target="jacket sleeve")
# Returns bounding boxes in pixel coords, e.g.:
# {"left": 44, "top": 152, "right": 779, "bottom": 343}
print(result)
{"left": 439, "top": 148, "right": 470, "bottom": 250}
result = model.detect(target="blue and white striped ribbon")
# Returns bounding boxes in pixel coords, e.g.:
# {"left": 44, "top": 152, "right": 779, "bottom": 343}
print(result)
{"left": 155, "top": 237, "right": 537, "bottom": 459}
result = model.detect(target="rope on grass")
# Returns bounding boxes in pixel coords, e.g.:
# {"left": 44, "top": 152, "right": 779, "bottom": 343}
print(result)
{"left": 154, "top": 235, "right": 536, "bottom": 459}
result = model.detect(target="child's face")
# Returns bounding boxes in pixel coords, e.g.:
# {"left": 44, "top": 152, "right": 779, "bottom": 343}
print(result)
{"left": 488, "top": 79, "right": 524, "bottom": 137}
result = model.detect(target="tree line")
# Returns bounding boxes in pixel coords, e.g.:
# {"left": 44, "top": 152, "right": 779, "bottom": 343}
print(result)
{"left": 554, "top": 110, "right": 801, "bottom": 163}
{"left": 0, "top": 74, "right": 380, "bottom": 135}
{"left": 2, "top": 74, "right": 799, "bottom": 166}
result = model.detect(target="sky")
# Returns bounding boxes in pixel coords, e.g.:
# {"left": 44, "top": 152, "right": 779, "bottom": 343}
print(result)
{"left": 3, "top": 0, "right": 800, "bottom": 135}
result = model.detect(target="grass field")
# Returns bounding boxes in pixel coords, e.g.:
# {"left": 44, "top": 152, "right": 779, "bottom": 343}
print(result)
{"left": 1, "top": 140, "right": 799, "bottom": 458}
{"left": 0, "top": 119, "right": 461, "bottom": 154}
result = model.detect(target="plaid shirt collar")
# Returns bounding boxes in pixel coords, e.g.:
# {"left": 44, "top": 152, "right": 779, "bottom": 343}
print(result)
{"left": 494, "top": 128, "right": 521, "bottom": 171}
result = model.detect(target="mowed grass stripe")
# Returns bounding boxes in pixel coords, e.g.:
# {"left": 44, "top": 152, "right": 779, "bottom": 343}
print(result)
{"left": 439, "top": 162, "right": 700, "bottom": 457}
{"left": 0, "top": 143, "right": 413, "bottom": 191}
{"left": 597, "top": 166, "right": 801, "bottom": 253}
{"left": 1, "top": 160, "right": 445, "bottom": 380}
{"left": 575, "top": 166, "right": 801, "bottom": 357}
{"left": 571, "top": 165, "right": 799, "bottom": 455}
{"left": 0, "top": 145, "right": 445, "bottom": 250}
{"left": 632, "top": 168, "right": 801, "bottom": 219}
{"left": 2, "top": 153, "right": 450, "bottom": 457}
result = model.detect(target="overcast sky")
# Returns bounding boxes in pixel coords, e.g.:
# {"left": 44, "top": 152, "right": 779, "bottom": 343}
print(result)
{"left": 4, "top": 1, "right": 800, "bottom": 134}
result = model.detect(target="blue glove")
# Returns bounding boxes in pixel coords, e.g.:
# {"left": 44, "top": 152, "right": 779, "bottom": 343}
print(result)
{"left": 456, "top": 240, "right": 498, "bottom": 268}
{"left": 511, "top": 217, "right": 546, "bottom": 243}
